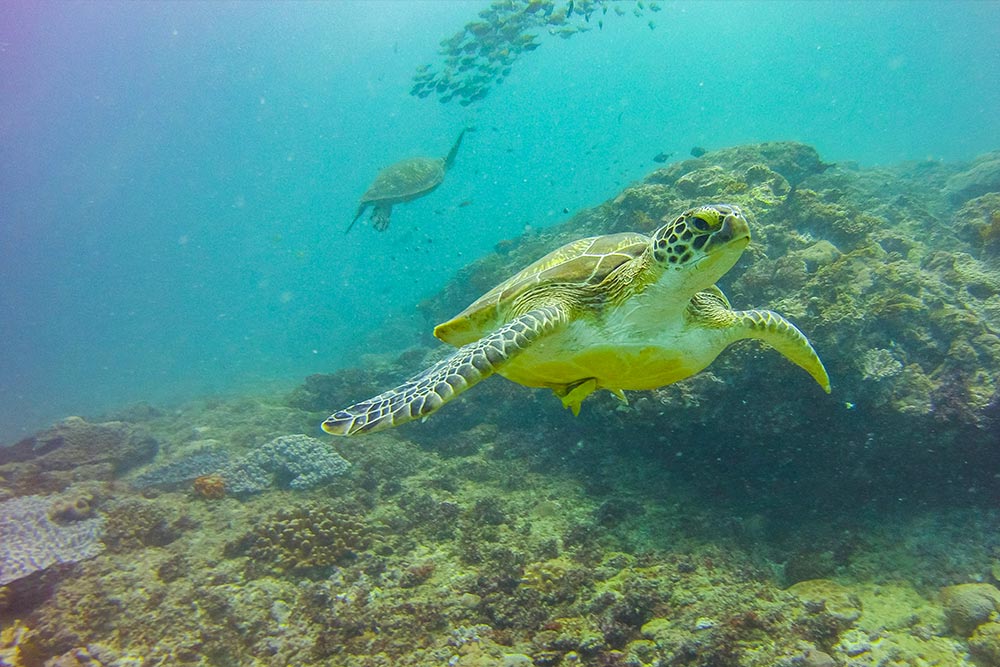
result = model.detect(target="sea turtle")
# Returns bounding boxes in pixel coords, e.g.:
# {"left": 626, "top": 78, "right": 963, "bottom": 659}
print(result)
{"left": 323, "top": 204, "right": 830, "bottom": 436}
{"left": 347, "top": 129, "right": 467, "bottom": 232}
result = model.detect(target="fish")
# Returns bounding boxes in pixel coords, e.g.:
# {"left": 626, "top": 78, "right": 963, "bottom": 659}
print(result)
{"left": 652, "top": 152, "right": 673, "bottom": 163}
{"left": 468, "top": 21, "right": 493, "bottom": 37}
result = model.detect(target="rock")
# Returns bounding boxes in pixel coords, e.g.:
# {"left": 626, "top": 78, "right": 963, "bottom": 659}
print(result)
{"left": 787, "top": 579, "right": 862, "bottom": 626}
{"left": 796, "top": 240, "right": 842, "bottom": 272}
{"left": 743, "top": 163, "right": 791, "bottom": 206}
{"left": 802, "top": 648, "right": 837, "bottom": 667}
{"left": 946, "top": 151, "right": 1000, "bottom": 205}
{"left": 0, "top": 417, "right": 157, "bottom": 475}
{"left": 675, "top": 166, "right": 741, "bottom": 197}
{"left": 940, "top": 583, "right": 1000, "bottom": 636}
{"left": 952, "top": 193, "right": 1000, "bottom": 254}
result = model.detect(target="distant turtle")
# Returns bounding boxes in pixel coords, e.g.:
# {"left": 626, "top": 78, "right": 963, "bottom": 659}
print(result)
{"left": 323, "top": 204, "right": 830, "bottom": 435}
{"left": 347, "top": 129, "right": 467, "bottom": 232}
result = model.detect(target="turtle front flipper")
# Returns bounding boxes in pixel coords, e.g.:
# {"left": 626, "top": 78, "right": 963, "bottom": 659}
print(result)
{"left": 732, "top": 309, "right": 831, "bottom": 393}
{"left": 322, "top": 305, "right": 569, "bottom": 436}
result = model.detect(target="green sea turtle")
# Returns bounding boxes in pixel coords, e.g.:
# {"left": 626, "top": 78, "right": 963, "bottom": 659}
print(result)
{"left": 347, "top": 129, "right": 467, "bottom": 232}
{"left": 323, "top": 204, "right": 830, "bottom": 436}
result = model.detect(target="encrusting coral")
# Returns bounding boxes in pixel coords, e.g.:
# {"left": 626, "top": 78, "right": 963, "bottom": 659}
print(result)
{"left": 0, "top": 494, "right": 105, "bottom": 586}
{"left": 227, "top": 501, "right": 371, "bottom": 577}
{"left": 132, "top": 433, "right": 350, "bottom": 496}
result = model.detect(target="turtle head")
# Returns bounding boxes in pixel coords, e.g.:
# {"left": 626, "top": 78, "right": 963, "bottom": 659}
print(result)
{"left": 651, "top": 204, "right": 750, "bottom": 288}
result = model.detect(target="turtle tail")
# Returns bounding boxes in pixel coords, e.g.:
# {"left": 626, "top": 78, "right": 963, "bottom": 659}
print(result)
{"left": 345, "top": 204, "right": 367, "bottom": 233}
{"left": 322, "top": 305, "right": 568, "bottom": 436}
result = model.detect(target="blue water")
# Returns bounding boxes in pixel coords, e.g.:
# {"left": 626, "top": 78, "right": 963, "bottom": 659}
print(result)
{"left": 1, "top": 0, "right": 998, "bottom": 443}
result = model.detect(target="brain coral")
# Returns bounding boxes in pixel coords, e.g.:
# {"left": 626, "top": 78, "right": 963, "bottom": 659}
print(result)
{"left": 941, "top": 583, "right": 1000, "bottom": 636}
{"left": 221, "top": 434, "right": 351, "bottom": 495}
{"left": 0, "top": 494, "right": 105, "bottom": 585}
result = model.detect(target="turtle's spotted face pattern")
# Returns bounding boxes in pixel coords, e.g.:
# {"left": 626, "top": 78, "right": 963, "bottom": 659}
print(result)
{"left": 651, "top": 204, "right": 750, "bottom": 270}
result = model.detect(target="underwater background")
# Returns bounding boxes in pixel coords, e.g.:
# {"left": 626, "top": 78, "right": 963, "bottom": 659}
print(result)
{"left": 3, "top": 2, "right": 1000, "bottom": 666}
{"left": 1, "top": 0, "right": 999, "bottom": 441}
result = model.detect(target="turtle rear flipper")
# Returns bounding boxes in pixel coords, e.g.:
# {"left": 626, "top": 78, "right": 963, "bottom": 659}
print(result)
{"left": 322, "top": 305, "right": 569, "bottom": 436}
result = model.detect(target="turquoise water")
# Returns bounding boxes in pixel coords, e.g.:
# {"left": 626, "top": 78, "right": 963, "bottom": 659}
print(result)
{"left": 1, "top": 0, "right": 998, "bottom": 443}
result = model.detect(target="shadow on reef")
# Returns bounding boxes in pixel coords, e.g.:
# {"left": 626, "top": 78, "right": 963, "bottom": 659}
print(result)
{"left": 4, "top": 142, "right": 1000, "bottom": 667}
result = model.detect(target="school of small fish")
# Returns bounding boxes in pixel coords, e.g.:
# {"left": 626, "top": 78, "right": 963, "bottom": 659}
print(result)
{"left": 410, "top": 0, "right": 661, "bottom": 107}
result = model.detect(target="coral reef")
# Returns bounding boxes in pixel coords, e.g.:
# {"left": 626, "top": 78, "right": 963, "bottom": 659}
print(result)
{"left": 0, "top": 495, "right": 105, "bottom": 586}
{"left": 192, "top": 474, "right": 226, "bottom": 500}
{"left": 941, "top": 583, "right": 1000, "bottom": 636}
{"left": 947, "top": 150, "right": 1000, "bottom": 204}
{"left": 218, "top": 434, "right": 351, "bottom": 495}
{"left": 228, "top": 501, "right": 371, "bottom": 577}
{"left": 0, "top": 620, "right": 42, "bottom": 667}
{"left": 131, "top": 444, "right": 231, "bottom": 489}
{"left": 3, "top": 141, "right": 999, "bottom": 666}
{"left": 133, "top": 434, "right": 350, "bottom": 496}
{"left": 971, "top": 622, "right": 1000, "bottom": 666}
{"left": 0, "top": 417, "right": 157, "bottom": 497}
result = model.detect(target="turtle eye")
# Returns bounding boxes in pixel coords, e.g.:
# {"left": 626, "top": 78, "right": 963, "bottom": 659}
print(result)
{"left": 691, "top": 216, "right": 712, "bottom": 232}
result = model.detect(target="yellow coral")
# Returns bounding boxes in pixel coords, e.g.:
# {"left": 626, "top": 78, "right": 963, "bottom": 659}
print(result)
{"left": 0, "top": 621, "right": 39, "bottom": 667}
{"left": 520, "top": 556, "right": 577, "bottom": 595}
{"left": 941, "top": 583, "right": 1000, "bottom": 636}
{"left": 978, "top": 209, "right": 1000, "bottom": 246}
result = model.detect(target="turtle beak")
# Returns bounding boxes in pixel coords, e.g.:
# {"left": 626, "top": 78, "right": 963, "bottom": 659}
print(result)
{"left": 704, "top": 212, "right": 750, "bottom": 253}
